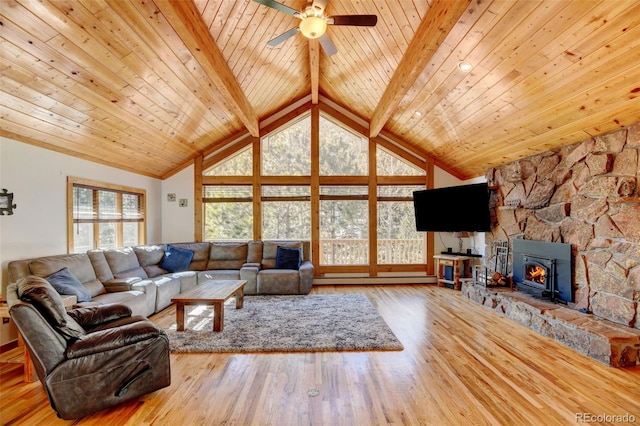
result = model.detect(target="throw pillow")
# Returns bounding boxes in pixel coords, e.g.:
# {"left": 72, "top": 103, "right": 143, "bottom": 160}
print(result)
{"left": 46, "top": 267, "right": 92, "bottom": 303}
{"left": 160, "top": 245, "right": 194, "bottom": 272}
{"left": 275, "top": 246, "right": 301, "bottom": 270}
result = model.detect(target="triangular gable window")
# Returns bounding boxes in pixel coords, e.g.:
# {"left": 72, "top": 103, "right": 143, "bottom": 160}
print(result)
{"left": 262, "top": 115, "right": 311, "bottom": 176}
{"left": 204, "top": 146, "right": 252, "bottom": 176}
{"left": 319, "top": 115, "right": 368, "bottom": 175}
{"left": 377, "top": 147, "right": 425, "bottom": 176}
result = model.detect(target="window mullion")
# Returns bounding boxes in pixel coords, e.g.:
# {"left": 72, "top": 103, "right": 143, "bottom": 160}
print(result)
{"left": 116, "top": 192, "right": 123, "bottom": 247}
{"left": 93, "top": 189, "right": 99, "bottom": 249}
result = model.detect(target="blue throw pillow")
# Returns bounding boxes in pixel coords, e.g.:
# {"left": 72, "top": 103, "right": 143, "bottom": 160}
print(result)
{"left": 45, "top": 267, "right": 92, "bottom": 303}
{"left": 275, "top": 246, "right": 301, "bottom": 270}
{"left": 160, "top": 245, "right": 194, "bottom": 272}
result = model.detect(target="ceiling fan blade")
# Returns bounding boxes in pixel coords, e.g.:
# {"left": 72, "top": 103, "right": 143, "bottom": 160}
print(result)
{"left": 311, "top": 0, "right": 329, "bottom": 14}
{"left": 328, "top": 15, "right": 378, "bottom": 26}
{"left": 253, "top": 0, "right": 300, "bottom": 17}
{"left": 318, "top": 33, "right": 337, "bottom": 56}
{"left": 267, "top": 27, "right": 300, "bottom": 46}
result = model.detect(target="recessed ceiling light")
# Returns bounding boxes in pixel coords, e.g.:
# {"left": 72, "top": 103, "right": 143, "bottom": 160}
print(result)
{"left": 458, "top": 61, "right": 473, "bottom": 72}
{"left": 414, "top": 111, "right": 423, "bottom": 117}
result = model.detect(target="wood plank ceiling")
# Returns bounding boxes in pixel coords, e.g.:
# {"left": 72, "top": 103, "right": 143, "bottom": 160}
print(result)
{"left": 1, "top": 0, "right": 639, "bottom": 180}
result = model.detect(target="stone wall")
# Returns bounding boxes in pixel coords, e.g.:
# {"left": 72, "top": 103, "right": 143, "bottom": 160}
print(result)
{"left": 484, "top": 123, "right": 640, "bottom": 330}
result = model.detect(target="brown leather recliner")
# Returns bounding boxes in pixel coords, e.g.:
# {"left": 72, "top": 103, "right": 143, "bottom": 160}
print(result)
{"left": 7, "top": 275, "right": 171, "bottom": 420}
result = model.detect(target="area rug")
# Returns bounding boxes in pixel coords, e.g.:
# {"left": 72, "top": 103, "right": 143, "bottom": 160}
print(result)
{"left": 165, "top": 294, "right": 403, "bottom": 353}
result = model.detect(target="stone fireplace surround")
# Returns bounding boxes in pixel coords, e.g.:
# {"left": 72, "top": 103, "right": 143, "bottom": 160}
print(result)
{"left": 462, "top": 123, "right": 640, "bottom": 367}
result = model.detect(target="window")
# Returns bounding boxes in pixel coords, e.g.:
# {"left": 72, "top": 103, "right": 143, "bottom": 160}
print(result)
{"left": 68, "top": 177, "right": 145, "bottom": 253}
{"left": 262, "top": 186, "right": 311, "bottom": 240}
{"left": 262, "top": 116, "right": 311, "bottom": 176}
{"left": 320, "top": 186, "right": 368, "bottom": 265}
{"left": 377, "top": 147, "right": 425, "bottom": 176}
{"left": 319, "top": 116, "right": 368, "bottom": 175}
{"left": 203, "top": 186, "right": 253, "bottom": 241}
{"left": 377, "top": 186, "right": 425, "bottom": 264}
{"left": 204, "top": 146, "right": 252, "bottom": 176}
{"left": 201, "top": 109, "right": 430, "bottom": 273}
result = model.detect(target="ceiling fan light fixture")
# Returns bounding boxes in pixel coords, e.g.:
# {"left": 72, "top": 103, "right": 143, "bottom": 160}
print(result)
{"left": 300, "top": 16, "right": 327, "bottom": 39}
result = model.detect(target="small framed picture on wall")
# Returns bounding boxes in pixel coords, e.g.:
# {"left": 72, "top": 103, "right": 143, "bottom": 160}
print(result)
{"left": 0, "top": 189, "right": 16, "bottom": 215}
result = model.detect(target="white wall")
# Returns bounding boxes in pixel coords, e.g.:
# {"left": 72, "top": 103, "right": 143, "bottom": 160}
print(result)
{"left": 433, "top": 167, "right": 487, "bottom": 257}
{"left": 0, "top": 137, "right": 162, "bottom": 294}
{"left": 161, "top": 165, "right": 195, "bottom": 243}
{"left": 0, "top": 139, "right": 10, "bottom": 345}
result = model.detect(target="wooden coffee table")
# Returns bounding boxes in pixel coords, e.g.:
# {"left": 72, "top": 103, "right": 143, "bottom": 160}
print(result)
{"left": 171, "top": 280, "right": 246, "bottom": 332}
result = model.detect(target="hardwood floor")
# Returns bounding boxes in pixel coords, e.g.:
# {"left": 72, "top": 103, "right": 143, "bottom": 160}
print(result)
{"left": 1, "top": 285, "right": 639, "bottom": 425}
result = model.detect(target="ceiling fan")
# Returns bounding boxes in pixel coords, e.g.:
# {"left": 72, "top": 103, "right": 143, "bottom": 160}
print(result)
{"left": 253, "top": 0, "right": 377, "bottom": 56}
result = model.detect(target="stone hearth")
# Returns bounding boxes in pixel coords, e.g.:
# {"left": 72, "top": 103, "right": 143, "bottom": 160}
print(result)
{"left": 485, "top": 123, "right": 640, "bottom": 330}
{"left": 462, "top": 282, "right": 640, "bottom": 367}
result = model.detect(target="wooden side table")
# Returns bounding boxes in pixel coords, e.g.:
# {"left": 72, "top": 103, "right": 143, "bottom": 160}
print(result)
{"left": 433, "top": 254, "right": 473, "bottom": 290}
{"left": 0, "top": 299, "right": 33, "bottom": 381}
{"left": 1, "top": 295, "right": 76, "bottom": 382}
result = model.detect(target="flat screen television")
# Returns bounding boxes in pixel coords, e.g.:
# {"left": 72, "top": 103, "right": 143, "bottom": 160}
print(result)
{"left": 413, "top": 183, "right": 491, "bottom": 232}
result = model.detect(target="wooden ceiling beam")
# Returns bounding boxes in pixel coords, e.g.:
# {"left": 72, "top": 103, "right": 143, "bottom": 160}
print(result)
{"left": 157, "top": 0, "right": 260, "bottom": 137}
{"left": 369, "top": 0, "right": 471, "bottom": 138}
{"left": 309, "top": 39, "right": 320, "bottom": 105}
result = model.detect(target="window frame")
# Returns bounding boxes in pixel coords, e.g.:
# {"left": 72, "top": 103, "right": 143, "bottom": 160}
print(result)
{"left": 200, "top": 105, "right": 433, "bottom": 275}
{"left": 67, "top": 177, "right": 146, "bottom": 253}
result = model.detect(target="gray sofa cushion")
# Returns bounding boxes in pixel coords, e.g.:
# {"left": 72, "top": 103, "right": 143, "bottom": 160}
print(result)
{"left": 152, "top": 276, "right": 181, "bottom": 311}
{"left": 29, "top": 254, "right": 99, "bottom": 286}
{"left": 198, "top": 270, "right": 242, "bottom": 283}
{"left": 114, "top": 267, "right": 149, "bottom": 280}
{"left": 82, "top": 279, "right": 109, "bottom": 298}
{"left": 257, "top": 269, "right": 300, "bottom": 294}
{"left": 87, "top": 250, "right": 114, "bottom": 283}
{"left": 171, "top": 271, "right": 198, "bottom": 293}
{"left": 104, "top": 247, "right": 141, "bottom": 273}
{"left": 247, "top": 241, "right": 263, "bottom": 264}
{"left": 133, "top": 245, "right": 167, "bottom": 277}
{"left": 104, "top": 247, "right": 148, "bottom": 280}
{"left": 207, "top": 242, "right": 248, "bottom": 270}
{"left": 76, "top": 290, "right": 150, "bottom": 318}
{"left": 28, "top": 253, "right": 106, "bottom": 298}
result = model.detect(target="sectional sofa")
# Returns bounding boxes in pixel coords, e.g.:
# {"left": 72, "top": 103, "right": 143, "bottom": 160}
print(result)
{"left": 8, "top": 240, "right": 313, "bottom": 318}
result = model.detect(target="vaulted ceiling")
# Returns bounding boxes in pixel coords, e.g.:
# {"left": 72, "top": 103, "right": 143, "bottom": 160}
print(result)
{"left": 1, "top": 0, "right": 639, "bottom": 180}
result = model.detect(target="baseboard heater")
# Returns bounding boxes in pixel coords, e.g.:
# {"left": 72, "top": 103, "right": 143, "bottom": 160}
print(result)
{"left": 313, "top": 276, "right": 437, "bottom": 285}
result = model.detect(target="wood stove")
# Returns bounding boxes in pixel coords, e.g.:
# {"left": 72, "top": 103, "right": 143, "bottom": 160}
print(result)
{"left": 513, "top": 239, "right": 572, "bottom": 303}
